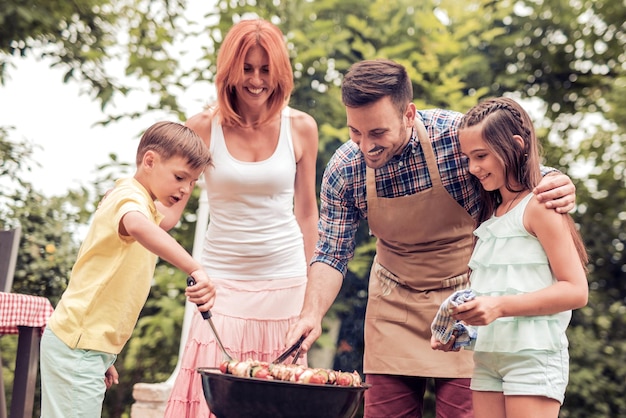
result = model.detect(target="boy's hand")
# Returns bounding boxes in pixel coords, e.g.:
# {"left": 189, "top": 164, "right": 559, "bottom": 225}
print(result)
{"left": 185, "top": 269, "right": 216, "bottom": 312}
{"left": 105, "top": 365, "right": 119, "bottom": 389}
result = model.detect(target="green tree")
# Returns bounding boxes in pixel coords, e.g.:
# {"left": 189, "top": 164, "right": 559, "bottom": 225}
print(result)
{"left": 479, "top": 2, "right": 626, "bottom": 414}
{"left": 563, "top": 120, "right": 626, "bottom": 417}
{"left": 0, "top": 128, "right": 91, "bottom": 415}
{"left": 0, "top": 0, "right": 201, "bottom": 118}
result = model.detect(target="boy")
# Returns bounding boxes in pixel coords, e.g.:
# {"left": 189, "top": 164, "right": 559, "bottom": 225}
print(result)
{"left": 40, "top": 121, "right": 215, "bottom": 418}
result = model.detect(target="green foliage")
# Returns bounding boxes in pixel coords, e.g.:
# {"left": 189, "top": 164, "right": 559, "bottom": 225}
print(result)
{"left": 565, "top": 303, "right": 626, "bottom": 417}
{"left": 0, "top": 131, "right": 92, "bottom": 302}
{"left": 482, "top": 0, "right": 626, "bottom": 117}
{"left": 9, "top": 192, "right": 88, "bottom": 303}
{"left": 0, "top": 132, "right": 92, "bottom": 416}
{"left": 0, "top": 0, "right": 195, "bottom": 117}
{"left": 0, "top": 127, "right": 37, "bottom": 186}
{"left": 0, "top": 334, "right": 19, "bottom": 413}
{"left": 572, "top": 127, "right": 626, "bottom": 302}
{"left": 1, "top": 0, "right": 119, "bottom": 105}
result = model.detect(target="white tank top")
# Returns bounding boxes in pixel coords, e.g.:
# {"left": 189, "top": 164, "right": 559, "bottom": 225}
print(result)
{"left": 201, "top": 107, "right": 307, "bottom": 280}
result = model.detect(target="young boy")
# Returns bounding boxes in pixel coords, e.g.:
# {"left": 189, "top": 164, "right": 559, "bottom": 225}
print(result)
{"left": 40, "top": 121, "right": 215, "bottom": 418}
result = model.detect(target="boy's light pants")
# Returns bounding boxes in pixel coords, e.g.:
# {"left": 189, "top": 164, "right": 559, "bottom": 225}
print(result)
{"left": 40, "top": 327, "right": 116, "bottom": 418}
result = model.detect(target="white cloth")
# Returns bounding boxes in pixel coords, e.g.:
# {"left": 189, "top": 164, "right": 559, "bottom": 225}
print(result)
{"left": 201, "top": 106, "right": 307, "bottom": 280}
{"left": 431, "top": 289, "right": 477, "bottom": 349}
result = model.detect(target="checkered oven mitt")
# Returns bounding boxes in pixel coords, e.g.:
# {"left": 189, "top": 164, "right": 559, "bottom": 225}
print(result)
{"left": 431, "top": 289, "right": 477, "bottom": 349}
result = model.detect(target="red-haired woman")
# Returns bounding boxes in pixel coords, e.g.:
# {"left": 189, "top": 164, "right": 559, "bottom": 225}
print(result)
{"left": 164, "top": 18, "right": 319, "bottom": 417}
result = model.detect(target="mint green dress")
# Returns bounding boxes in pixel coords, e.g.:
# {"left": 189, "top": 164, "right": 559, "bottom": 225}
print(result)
{"left": 467, "top": 193, "right": 570, "bottom": 353}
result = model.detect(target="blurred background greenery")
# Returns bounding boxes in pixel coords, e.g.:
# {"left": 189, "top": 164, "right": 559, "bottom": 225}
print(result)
{"left": 1, "top": 0, "right": 625, "bottom": 416}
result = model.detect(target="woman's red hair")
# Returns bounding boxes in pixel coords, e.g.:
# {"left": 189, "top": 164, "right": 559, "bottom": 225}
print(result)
{"left": 215, "top": 19, "right": 294, "bottom": 127}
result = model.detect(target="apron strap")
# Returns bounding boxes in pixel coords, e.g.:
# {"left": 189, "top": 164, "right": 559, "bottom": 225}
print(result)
{"left": 414, "top": 117, "right": 443, "bottom": 188}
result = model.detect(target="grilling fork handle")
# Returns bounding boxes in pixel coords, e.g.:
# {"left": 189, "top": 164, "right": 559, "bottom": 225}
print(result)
{"left": 187, "top": 276, "right": 212, "bottom": 320}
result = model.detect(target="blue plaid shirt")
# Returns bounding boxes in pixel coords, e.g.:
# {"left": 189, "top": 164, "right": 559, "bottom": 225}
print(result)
{"left": 313, "top": 108, "right": 481, "bottom": 276}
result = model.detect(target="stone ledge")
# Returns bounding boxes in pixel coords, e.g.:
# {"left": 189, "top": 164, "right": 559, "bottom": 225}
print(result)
{"left": 130, "top": 382, "right": 172, "bottom": 418}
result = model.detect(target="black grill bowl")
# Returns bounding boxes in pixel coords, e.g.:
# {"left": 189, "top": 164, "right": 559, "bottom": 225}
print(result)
{"left": 198, "top": 367, "right": 369, "bottom": 418}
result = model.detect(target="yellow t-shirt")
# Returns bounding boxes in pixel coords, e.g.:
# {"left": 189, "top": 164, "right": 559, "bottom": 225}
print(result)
{"left": 49, "top": 177, "right": 164, "bottom": 354}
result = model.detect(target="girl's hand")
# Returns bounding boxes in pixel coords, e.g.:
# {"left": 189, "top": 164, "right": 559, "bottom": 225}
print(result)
{"left": 452, "top": 297, "right": 502, "bottom": 326}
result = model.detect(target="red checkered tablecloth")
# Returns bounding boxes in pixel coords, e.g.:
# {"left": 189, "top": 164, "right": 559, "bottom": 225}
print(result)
{"left": 0, "top": 292, "right": 54, "bottom": 335}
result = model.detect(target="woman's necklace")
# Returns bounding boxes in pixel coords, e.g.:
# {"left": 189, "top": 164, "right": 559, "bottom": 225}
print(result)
{"left": 502, "top": 191, "right": 523, "bottom": 215}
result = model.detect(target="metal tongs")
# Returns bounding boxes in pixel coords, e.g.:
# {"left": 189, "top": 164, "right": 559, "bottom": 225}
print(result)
{"left": 272, "top": 335, "right": 306, "bottom": 365}
{"left": 187, "top": 277, "right": 233, "bottom": 361}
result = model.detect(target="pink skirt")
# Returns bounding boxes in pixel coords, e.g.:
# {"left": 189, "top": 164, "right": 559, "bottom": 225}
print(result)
{"left": 164, "top": 276, "right": 307, "bottom": 418}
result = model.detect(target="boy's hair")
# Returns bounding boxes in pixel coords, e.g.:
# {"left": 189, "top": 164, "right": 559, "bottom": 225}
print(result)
{"left": 215, "top": 19, "right": 293, "bottom": 127}
{"left": 341, "top": 59, "right": 413, "bottom": 116}
{"left": 136, "top": 121, "right": 212, "bottom": 170}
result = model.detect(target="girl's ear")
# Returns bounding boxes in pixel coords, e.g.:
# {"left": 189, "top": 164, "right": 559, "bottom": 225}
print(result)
{"left": 512, "top": 134, "right": 525, "bottom": 149}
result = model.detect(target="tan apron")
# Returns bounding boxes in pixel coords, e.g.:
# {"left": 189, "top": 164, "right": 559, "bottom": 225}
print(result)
{"left": 363, "top": 120, "right": 475, "bottom": 378}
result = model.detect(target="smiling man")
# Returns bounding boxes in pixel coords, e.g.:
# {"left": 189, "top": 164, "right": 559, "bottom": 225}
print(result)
{"left": 286, "top": 59, "right": 578, "bottom": 418}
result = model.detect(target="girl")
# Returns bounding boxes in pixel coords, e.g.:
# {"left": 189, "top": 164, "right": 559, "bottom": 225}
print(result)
{"left": 443, "top": 97, "right": 588, "bottom": 418}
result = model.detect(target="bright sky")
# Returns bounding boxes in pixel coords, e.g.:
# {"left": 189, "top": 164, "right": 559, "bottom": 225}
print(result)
{"left": 0, "top": 3, "right": 216, "bottom": 197}
{"left": 1, "top": 57, "right": 144, "bottom": 196}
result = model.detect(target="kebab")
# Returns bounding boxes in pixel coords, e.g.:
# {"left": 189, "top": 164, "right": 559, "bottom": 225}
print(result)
{"left": 219, "top": 359, "right": 363, "bottom": 387}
